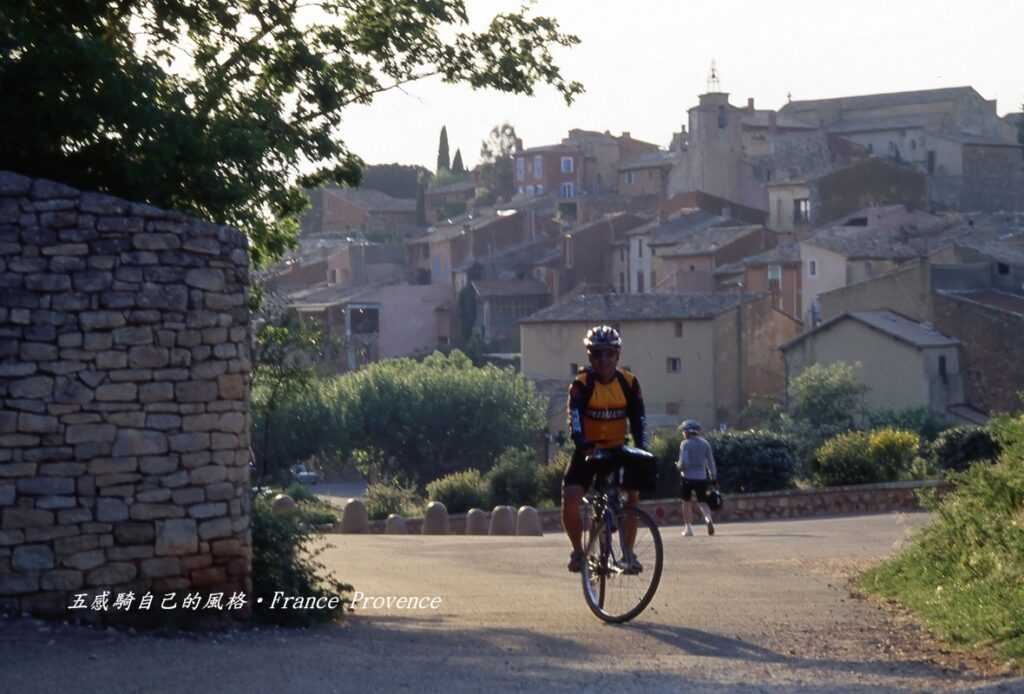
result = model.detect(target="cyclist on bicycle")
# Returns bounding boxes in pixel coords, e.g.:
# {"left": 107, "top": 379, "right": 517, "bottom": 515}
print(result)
{"left": 562, "top": 325, "right": 650, "bottom": 573}
{"left": 678, "top": 419, "right": 718, "bottom": 536}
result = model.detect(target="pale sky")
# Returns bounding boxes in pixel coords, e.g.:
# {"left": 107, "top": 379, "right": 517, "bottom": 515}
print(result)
{"left": 340, "top": 0, "right": 1023, "bottom": 172}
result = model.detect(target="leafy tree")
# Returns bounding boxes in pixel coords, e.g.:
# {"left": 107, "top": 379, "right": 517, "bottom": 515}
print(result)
{"left": 0, "top": 1, "right": 583, "bottom": 265}
{"left": 451, "top": 148, "right": 465, "bottom": 173}
{"left": 478, "top": 122, "right": 519, "bottom": 200}
{"left": 251, "top": 318, "right": 331, "bottom": 481}
{"left": 336, "top": 350, "right": 546, "bottom": 485}
{"left": 437, "top": 125, "right": 451, "bottom": 173}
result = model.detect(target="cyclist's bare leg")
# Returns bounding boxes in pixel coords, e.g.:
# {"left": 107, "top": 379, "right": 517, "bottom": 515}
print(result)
{"left": 622, "top": 489, "right": 639, "bottom": 553}
{"left": 681, "top": 497, "right": 696, "bottom": 527}
{"left": 697, "top": 501, "right": 712, "bottom": 524}
{"left": 562, "top": 484, "right": 585, "bottom": 553}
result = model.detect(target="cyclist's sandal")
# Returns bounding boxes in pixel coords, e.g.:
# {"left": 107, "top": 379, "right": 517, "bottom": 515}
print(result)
{"left": 568, "top": 550, "right": 585, "bottom": 573}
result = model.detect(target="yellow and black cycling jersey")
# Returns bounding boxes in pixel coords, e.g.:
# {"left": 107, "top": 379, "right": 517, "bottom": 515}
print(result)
{"left": 567, "top": 367, "right": 647, "bottom": 451}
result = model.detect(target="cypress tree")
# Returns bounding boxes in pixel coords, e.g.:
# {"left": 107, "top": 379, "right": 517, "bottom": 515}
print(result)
{"left": 452, "top": 148, "right": 465, "bottom": 173}
{"left": 437, "top": 126, "right": 450, "bottom": 173}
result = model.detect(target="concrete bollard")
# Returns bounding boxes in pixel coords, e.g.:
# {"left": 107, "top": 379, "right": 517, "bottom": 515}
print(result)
{"left": 421, "top": 501, "right": 450, "bottom": 534}
{"left": 340, "top": 498, "right": 369, "bottom": 533}
{"left": 515, "top": 506, "right": 543, "bottom": 536}
{"left": 465, "top": 508, "right": 489, "bottom": 535}
{"left": 385, "top": 514, "right": 407, "bottom": 534}
{"left": 271, "top": 494, "right": 297, "bottom": 516}
{"left": 488, "top": 505, "right": 516, "bottom": 535}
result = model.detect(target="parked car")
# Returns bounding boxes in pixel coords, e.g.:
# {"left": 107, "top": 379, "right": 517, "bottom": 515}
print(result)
{"left": 291, "top": 463, "right": 320, "bottom": 485}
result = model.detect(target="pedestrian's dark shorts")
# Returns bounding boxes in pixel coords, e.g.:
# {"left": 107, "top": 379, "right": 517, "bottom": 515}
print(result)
{"left": 563, "top": 447, "right": 655, "bottom": 493}
{"left": 681, "top": 478, "right": 712, "bottom": 503}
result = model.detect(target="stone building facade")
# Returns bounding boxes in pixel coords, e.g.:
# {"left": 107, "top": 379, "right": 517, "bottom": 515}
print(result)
{"left": 0, "top": 172, "right": 252, "bottom": 621}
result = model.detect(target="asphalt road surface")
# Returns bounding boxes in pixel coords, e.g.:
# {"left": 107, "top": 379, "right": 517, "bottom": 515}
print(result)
{"left": 2, "top": 512, "right": 1022, "bottom": 693}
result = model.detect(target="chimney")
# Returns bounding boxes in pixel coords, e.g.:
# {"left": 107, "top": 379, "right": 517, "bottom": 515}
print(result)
{"left": 747, "top": 97, "right": 755, "bottom": 110}
{"left": 621, "top": 131, "right": 631, "bottom": 140}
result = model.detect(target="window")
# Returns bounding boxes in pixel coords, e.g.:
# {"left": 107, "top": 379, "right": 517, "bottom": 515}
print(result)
{"left": 559, "top": 182, "right": 575, "bottom": 198}
{"left": 794, "top": 198, "right": 810, "bottom": 225}
{"left": 437, "top": 335, "right": 449, "bottom": 346}
{"left": 717, "top": 105, "right": 727, "bottom": 129}
{"left": 515, "top": 157, "right": 525, "bottom": 181}
{"left": 570, "top": 362, "right": 579, "bottom": 376}
{"left": 666, "top": 357, "right": 681, "bottom": 373}
{"left": 938, "top": 355, "right": 948, "bottom": 384}
{"left": 768, "top": 265, "right": 782, "bottom": 283}
{"left": 997, "top": 263, "right": 1010, "bottom": 275}
{"left": 808, "top": 259, "right": 817, "bottom": 277}
{"left": 560, "top": 156, "right": 574, "bottom": 173}
{"left": 636, "top": 238, "right": 643, "bottom": 258}
{"left": 329, "top": 269, "right": 338, "bottom": 284}
{"left": 533, "top": 155, "right": 543, "bottom": 178}
{"left": 637, "top": 271, "right": 645, "bottom": 293}
{"left": 624, "top": 171, "right": 634, "bottom": 185}
{"left": 927, "top": 150, "right": 936, "bottom": 174}
{"left": 674, "top": 321, "right": 683, "bottom": 338}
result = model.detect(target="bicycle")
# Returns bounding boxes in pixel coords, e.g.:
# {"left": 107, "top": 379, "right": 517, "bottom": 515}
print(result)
{"left": 579, "top": 447, "right": 664, "bottom": 623}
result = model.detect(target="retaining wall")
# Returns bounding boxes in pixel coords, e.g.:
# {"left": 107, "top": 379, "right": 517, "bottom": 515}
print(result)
{"left": 0, "top": 172, "right": 251, "bottom": 621}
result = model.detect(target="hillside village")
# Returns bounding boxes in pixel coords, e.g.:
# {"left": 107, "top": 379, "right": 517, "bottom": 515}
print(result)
{"left": 264, "top": 84, "right": 1024, "bottom": 435}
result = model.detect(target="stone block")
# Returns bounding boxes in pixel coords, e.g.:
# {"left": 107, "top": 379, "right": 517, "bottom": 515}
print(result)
{"left": 185, "top": 268, "right": 225, "bottom": 291}
{"left": 136, "top": 488, "right": 172, "bottom": 503}
{"left": 489, "top": 506, "right": 516, "bottom": 535}
{"left": 17, "top": 413, "right": 58, "bottom": 434}
{"left": 66, "top": 423, "right": 116, "bottom": 444}
{"left": 96, "top": 498, "right": 130, "bottom": 522}
{"left": 197, "top": 517, "right": 232, "bottom": 540}
{"left": 131, "top": 503, "right": 185, "bottom": 520}
{"left": 112, "top": 326, "right": 153, "bottom": 346}
{"left": 79, "top": 311, "right": 126, "bottom": 330}
{"left": 141, "top": 557, "right": 182, "bottom": 578}
{"left": 86, "top": 562, "right": 138, "bottom": 586}
{"left": 172, "top": 487, "right": 205, "bottom": 505}
{"left": 155, "top": 518, "right": 198, "bottom": 556}
{"left": 112, "top": 429, "right": 168, "bottom": 456}
{"left": 13, "top": 544, "right": 55, "bottom": 570}
{"left": 9, "top": 376, "right": 53, "bottom": 399}
{"left": 0, "top": 485, "right": 13, "bottom": 506}
{"left": 175, "top": 381, "right": 217, "bottom": 402}
{"left": 139, "top": 456, "right": 178, "bottom": 475}
{"left": 515, "top": 506, "right": 543, "bottom": 536}
{"left": 40, "top": 570, "right": 84, "bottom": 591}
{"left": 63, "top": 549, "right": 105, "bottom": 571}
{"left": 421, "top": 502, "right": 449, "bottom": 535}
{"left": 114, "top": 522, "right": 155, "bottom": 544}
{"left": 205, "top": 482, "right": 235, "bottom": 502}
{"left": 17, "top": 477, "right": 74, "bottom": 496}
{"left": 170, "top": 432, "right": 209, "bottom": 453}
{"left": 36, "top": 496, "right": 77, "bottom": 510}
{"left": 96, "top": 383, "right": 137, "bottom": 402}
{"left": 465, "top": 508, "right": 489, "bottom": 535}
{"left": 0, "top": 573, "right": 39, "bottom": 594}
{"left": 2, "top": 508, "right": 54, "bottom": 528}
{"left": 188, "top": 502, "right": 227, "bottom": 520}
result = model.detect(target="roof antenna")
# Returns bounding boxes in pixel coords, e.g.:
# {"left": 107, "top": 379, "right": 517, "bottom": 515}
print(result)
{"left": 706, "top": 60, "right": 721, "bottom": 93}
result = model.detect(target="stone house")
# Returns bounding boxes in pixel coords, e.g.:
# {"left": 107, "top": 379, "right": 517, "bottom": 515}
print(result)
{"left": 514, "top": 143, "right": 584, "bottom": 204}
{"left": 290, "top": 282, "right": 453, "bottom": 371}
{"left": 556, "top": 212, "right": 650, "bottom": 300}
{"left": 818, "top": 252, "right": 1024, "bottom": 415}
{"left": 649, "top": 223, "right": 777, "bottom": 294}
{"left": 562, "top": 129, "right": 662, "bottom": 195}
{"left": 779, "top": 86, "right": 1023, "bottom": 212}
{"left": 424, "top": 180, "right": 476, "bottom": 224}
{"left": 470, "top": 280, "right": 551, "bottom": 351}
{"left": 767, "top": 158, "right": 927, "bottom": 236}
{"left": 303, "top": 186, "right": 419, "bottom": 238}
{"left": 781, "top": 311, "right": 964, "bottom": 418}
{"left": 715, "top": 242, "right": 802, "bottom": 319}
{"left": 618, "top": 152, "right": 676, "bottom": 198}
{"left": 325, "top": 242, "right": 405, "bottom": 288}
{"left": 519, "top": 293, "right": 802, "bottom": 428}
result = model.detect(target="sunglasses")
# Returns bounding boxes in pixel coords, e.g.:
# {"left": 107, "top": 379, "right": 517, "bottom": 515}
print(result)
{"left": 588, "top": 350, "right": 619, "bottom": 360}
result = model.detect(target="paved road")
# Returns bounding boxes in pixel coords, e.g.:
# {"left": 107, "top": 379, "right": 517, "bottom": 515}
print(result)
{"left": 2, "top": 513, "right": 1021, "bottom": 693}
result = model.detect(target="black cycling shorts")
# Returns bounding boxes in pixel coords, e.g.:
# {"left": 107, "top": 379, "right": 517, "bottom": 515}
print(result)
{"left": 681, "top": 478, "right": 712, "bottom": 502}
{"left": 562, "top": 447, "right": 653, "bottom": 492}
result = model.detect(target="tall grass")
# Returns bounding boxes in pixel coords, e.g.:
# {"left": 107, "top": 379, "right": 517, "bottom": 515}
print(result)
{"left": 858, "top": 414, "right": 1024, "bottom": 667}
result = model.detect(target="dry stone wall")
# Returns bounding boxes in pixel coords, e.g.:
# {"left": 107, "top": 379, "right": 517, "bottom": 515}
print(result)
{"left": 0, "top": 172, "right": 251, "bottom": 621}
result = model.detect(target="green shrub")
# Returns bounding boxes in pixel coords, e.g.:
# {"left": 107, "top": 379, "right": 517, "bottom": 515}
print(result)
{"left": 865, "top": 407, "right": 947, "bottom": 442}
{"left": 815, "top": 430, "right": 875, "bottom": 486}
{"left": 425, "top": 468, "right": 488, "bottom": 514}
{"left": 650, "top": 430, "right": 684, "bottom": 499}
{"left": 485, "top": 447, "right": 539, "bottom": 507}
{"left": 706, "top": 430, "right": 797, "bottom": 493}
{"left": 930, "top": 425, "right": 1001, "bottom": 472}
{"left": 365, "top": 480, "right": 422, "bottom": 520}
{"left": 536, "top": 456, "right": 567, "bottom": 505}
{"left": 859, "top": 413, "right": 1024, "bottom": 666}
{"left": 285, "top": 481, "right": 316, "bottom": 503}
{"left": 251, "top": 494, "right": 351, "bottom": 626}
{"left": 868, "top": 427, "right": 921, "bottom": 481}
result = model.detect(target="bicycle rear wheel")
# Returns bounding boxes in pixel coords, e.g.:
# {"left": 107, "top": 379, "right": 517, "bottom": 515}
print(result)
{"left": 580, "top": 506, "right": 663, "bottom": 623}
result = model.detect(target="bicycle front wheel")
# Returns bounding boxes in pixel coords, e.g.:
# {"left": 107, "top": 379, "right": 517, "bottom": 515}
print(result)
{"left": 580, "top": 506, "right": 663, "bottom": 623}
